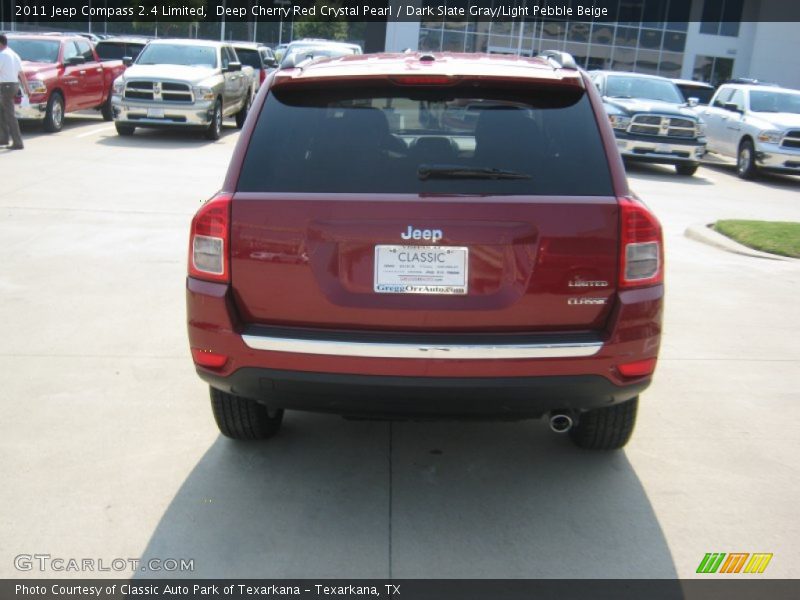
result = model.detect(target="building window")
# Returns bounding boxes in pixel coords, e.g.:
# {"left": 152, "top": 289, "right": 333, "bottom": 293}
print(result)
{"left": 413, "top": 0, "right": 688, "bottom": 78}
{"left": 693, "top": 55, "right": 734, "bottom": 86}
{"left": 699, "top": 0, "right": 744, "bottom": 37}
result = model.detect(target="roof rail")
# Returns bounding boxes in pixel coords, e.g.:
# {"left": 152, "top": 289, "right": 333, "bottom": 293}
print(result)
{"left": 539, "top": 50, "right": 578, "bottom": 70}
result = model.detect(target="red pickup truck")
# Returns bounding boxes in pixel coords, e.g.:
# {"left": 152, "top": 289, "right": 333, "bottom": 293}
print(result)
{"left": 7, "top": 34, "right": 126, "bottom": 132}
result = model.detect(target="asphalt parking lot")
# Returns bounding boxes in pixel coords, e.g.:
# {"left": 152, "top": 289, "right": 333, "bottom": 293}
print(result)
{"left": 1, "top": 114, "right": 799, "bottom": 580}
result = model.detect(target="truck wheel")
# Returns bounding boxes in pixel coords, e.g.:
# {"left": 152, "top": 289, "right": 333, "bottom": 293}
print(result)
{"left": 100, "top": 94, "right": 113, "bottom": 121}
{"left": 210, "top": 387, "right": 283, "bottom": 440}
{"left": 569, "top": 396, "right": 638, "bottom": 450}
{"left": 235, "top": 94, "right": 251, "bottom": 129}
{"left": 675, "top": 162, "right": 698, "bottom": 176}
{"left": 115, "top": 123, "right": 135, "bottom": 136}
{"left": 737, "top": 139, "right": 758, "bottom": 180}
{"left": 43, "top": 92, "right": 64, "bottom": 133}
{"left": 205, "top": 99, "right": 223, "bottom": 140}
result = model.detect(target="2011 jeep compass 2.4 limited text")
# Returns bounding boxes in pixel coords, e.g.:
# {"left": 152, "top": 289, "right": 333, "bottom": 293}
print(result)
{"left": 187, "top": 52, "right": 664, "bottom": 450}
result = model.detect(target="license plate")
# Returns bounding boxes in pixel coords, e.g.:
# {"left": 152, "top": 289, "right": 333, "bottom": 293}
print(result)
{"left": 655, "top": 143, "right": 672, "bottom": 154}
{"left": 147, "top": 108, "right": 165, "bottom": 119}
{"left": 374, "top": 245, "right": 468, "bottom": 295}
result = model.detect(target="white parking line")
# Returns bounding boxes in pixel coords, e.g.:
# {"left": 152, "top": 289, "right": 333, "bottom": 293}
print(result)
{"left": 76, "top": 125, "right": 115, "bottom": 139}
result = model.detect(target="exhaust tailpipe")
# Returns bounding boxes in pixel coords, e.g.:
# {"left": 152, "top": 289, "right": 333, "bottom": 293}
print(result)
{"left": 549, "top": 412, "right": 573, "bottom": 434}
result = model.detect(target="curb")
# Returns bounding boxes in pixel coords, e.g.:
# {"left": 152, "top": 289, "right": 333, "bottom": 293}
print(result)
{"left": 684, "top": 223, "right": 797, "bottom": 262}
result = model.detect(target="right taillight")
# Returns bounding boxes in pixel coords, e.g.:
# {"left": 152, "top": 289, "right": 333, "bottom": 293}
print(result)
{"left": 188, "top": 192, "right": 232, "bottom": 283}
{"left": 619, "top": 196, "right": 663, "bottom": 288}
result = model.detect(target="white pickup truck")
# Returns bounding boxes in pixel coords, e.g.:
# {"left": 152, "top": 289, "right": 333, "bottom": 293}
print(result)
{"left": 111, "top": 39, "right": 255, "bottom": 140}
{"left": 699, "top": 83, "right": 800, "bottom": 179}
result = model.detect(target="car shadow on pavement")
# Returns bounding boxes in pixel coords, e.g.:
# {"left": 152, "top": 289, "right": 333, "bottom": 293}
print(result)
{"left": 701, "top": 163, "right": 800, "bottom": 190}
{"left": 137, "top": 414, "right": 677, "bottom": 579}
{"left": 623, "top": 161, "right": 715, "bottom": 185}
{"left": 96, "top": 124, "right": 239, "bottom": 148}
{"left": 19, "top": 115, "right": 106, "bottom": 139}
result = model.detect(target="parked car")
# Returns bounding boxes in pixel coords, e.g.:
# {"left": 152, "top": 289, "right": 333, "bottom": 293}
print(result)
{"left": 7, "top": 33, "right": 126, "bottom": 131}
{"left": 94, "top": 36, "right": 150, "bottom": 63}
{"left": 230, "top": 41, "right": 278, "bottom": 87}
{"left": 278, "top": 39, "right": 362, "bottom": 68}
{"left": 273, "top": 43, "right": 288, "bottom": 62}
{"left": 110, "top": 39, "right": 255, "bottom": 139}
{"left": 699, "top": 84, "right": 800, "bottom": 179}
{"left": 186, "top": 52, "right": 664, "bottom": 450}
{"left": 672, "top": 78, "right": 715, "bottom": 106}
{"left": 590, "top": 71, "right": 707, "bottom": 176}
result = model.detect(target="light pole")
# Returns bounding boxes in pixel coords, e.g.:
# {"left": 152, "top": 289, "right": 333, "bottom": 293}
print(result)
{"left": 220, "top": 0, "right": 226, "bottom": 41}
{"left": 274, "top": 0, "right": 291, "bottom": 45}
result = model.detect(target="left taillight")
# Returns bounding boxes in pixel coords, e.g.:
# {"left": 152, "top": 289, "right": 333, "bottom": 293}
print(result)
{"left": 188, "top": 192, "right": 231, "bottom": 283}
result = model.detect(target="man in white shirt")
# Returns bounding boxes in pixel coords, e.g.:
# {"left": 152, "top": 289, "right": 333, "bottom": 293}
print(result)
{"left": 0, "top": 33, "right": 31, "bottom": 150}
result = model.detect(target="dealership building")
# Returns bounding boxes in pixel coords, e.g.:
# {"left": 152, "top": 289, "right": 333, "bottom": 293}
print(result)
{"left": 383, "top": 0, "right": 800, "bottom": 88}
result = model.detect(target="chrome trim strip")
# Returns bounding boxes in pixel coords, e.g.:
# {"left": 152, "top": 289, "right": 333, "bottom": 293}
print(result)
{"left": 241, "top": 334, "right": 603, "bottom": 360}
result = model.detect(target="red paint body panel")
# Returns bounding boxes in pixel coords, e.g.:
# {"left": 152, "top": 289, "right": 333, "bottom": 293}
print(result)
{"left": 230, "top": 194, "right": 619, "bottom": 332}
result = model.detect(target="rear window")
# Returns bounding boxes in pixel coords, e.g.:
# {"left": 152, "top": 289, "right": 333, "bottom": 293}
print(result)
{"left": 234, "top": 48, "right": 262, "bottom": 69}
{"left": 95, "top": 42, "right": 125, "bottom": 60}
{"left": 237, "top": 84, "right": 613, "bottom": 196}
{"left": 677, "top": 84, "right": 714, "bottom": 105}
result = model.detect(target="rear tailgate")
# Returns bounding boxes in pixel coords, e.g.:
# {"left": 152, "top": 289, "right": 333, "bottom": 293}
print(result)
{"left": 229, "top": 67, "right": 620, "bottom": 334}
{"left": 231, "top": 194, "right": 618, "bottom": 332}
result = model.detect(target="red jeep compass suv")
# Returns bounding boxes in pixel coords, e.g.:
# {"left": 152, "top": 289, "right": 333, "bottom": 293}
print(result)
{"left": 187, "top": 52, "right": 663, "bottom": 450}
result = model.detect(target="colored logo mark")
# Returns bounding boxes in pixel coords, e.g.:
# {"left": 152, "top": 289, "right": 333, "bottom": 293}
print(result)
{"left": 696, "top": 553, "right": 773, "bottom": 574}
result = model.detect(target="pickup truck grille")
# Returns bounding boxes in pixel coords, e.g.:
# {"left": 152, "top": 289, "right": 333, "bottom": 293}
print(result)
{"left": 124, "top": 81, "right": 193, "bottom": 103}
{"left": 782, "top": 130, "right": 800, "bottom": 149}
{"left": 628, "top": 114, "right": 697, "bottom": 139}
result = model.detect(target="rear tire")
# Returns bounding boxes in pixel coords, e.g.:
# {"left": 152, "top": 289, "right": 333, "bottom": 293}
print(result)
{"left": 235, "top": 94, "right": 250, "bottom": 129}
{"left": 115, "top": 122, "right": 135, "bottom": 136}
{"left": 210, "top": 387, "right": 283, "bottom": 440}
{"left": 569, "top": 397, "right": 638, "bottom": 450}
{"left": 675, "top": 162, "right": 698, "bottom": 176}
{"left": 100, "top": 94, "right": 113, "bottom": 121}
{"left": 737, "top": 139, "right": 758, "bottom": 180}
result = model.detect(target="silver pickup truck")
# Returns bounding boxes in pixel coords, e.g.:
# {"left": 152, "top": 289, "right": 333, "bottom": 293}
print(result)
{"left": 699, "top": 83, "right": 800, "bottom": 179}
{"left": 111, "top": 39, "right": 254, "bottom": 140}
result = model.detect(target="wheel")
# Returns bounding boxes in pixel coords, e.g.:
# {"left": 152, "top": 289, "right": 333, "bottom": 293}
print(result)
{"left": 737, "top": 139, "right": 758, "bottom": 179}
{"left": 100, "top": 94, "right": 113, "bottom": 121}
{"left": 675, "top": 162, "right": 698, "bottom": 176}
{"left": 235, "top": 93, "right": 250, "bottom": 129}
{"left": 43, "top": 92, "right": 64, "bottom": 132}
{"left": 114, "top": 122, "right": 135, "bottom": 136}
{"left": 210, "top": 387, "right": 283, "bottom": 440}
{"left": 569, "top": 396, "right": 638, "bottom": 450}
{"left": 205, "top": 99, "right": 222, "bottom": 140}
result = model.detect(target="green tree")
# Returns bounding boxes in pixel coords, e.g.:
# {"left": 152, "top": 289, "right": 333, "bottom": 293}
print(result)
{"left": 293, "top": 0, "right": 348, "bottom": 41}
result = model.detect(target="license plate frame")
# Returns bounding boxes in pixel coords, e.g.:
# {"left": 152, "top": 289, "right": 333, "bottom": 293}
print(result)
{"left": 147, "top": 107, "right": 165, "bottom": 119}
{"left": 374, "top": 245, "right": 468, "bottom": 295}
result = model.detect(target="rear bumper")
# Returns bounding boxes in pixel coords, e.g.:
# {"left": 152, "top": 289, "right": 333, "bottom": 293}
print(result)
{"left": 187, "top": 278, "right": 662, "bottom": 416}
{"left": 199, "top": 368, "right": 649, "bottom": 418}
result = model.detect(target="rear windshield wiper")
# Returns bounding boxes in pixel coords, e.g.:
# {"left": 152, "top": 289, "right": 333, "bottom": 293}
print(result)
{"left": 418, "top": 164, "right": 531, "bottom": 181}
